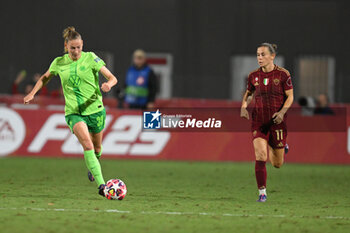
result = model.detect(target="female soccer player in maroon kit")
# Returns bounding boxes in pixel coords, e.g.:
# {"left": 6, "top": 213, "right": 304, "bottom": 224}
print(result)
{"left": 240, "top": 43, "right": 294, "bottom": 202}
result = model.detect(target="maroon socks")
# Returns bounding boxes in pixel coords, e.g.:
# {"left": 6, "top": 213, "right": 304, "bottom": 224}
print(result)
{"left": 255, "top": 160, "right": 267, "bottom": 189}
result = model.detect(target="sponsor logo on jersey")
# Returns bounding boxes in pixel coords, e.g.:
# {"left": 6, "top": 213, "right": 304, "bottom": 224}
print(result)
{"left": 277, "top": 142, "right": 284, "bottom": 147}
{"left": 94, "top": 57, "right": 102, "bottom": 63}
{"left": 254, "top": 77, "right": 259, "bottom": 86}
{"left": 69, "top": 75, "right": 81, "bottom": 87}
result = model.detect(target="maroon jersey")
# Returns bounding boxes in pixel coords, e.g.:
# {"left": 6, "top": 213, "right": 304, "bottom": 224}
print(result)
{"left": 247, "top": 65, "right": 293, "bottom": 124}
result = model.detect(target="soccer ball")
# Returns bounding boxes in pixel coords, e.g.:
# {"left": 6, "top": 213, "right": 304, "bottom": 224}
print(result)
{"left": 104, "top": 179, "right": 127, "bottom": 200}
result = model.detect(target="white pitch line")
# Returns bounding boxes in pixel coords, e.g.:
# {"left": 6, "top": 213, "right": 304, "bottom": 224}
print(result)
{"left": 0, "top": 207, "right": 349, "bottom": 220}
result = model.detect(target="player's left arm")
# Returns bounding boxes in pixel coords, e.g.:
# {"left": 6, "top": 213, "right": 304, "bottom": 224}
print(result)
{"left": 272, "top": 89, "right": 294, "bottom": 124}
{"left": 99, "top": 66, "right": 118, "bottom": 93}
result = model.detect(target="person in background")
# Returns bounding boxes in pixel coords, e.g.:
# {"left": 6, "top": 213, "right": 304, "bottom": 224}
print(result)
{"left": 12, "top": 71, "right": 49, "bottom": 96}
{"left": 124, "top": 49, "right": 157, "bottom": 109}
{"left": 298, "top": 96, "right": 315, "bottom": 116}
{"left": 24, "top": 73, "right": 49, "bottom": 96}
{"left": 12, "top": 70, "right": 27, "bottom": 94}
{"left": 314, "top": 94, "right": 334, "bottom": 115}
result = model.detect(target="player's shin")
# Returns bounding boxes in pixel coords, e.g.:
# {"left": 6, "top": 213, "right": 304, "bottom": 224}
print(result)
{"left": 255, "top": 160, "right": 267, "bottom": 192}
{"left": 84, "top": 149, "right": 105, "bottom": 186}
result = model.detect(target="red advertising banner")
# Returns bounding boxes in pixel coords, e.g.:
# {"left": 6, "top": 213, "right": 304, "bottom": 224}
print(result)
{"left": 1, "top": 103, "right": 349, "bottom": 164}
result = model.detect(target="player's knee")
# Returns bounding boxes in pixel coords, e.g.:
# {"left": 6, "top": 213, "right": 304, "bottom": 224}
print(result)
{"left": 81, "top": 139, "right": 94, "bottom": 151}
{"left": 273, "top": 162, "right": 283, "bottom": 168}
{"left": 255, "top": 149, "right": 267, "bottom": 161}
{"left": 84, "top": 144, "right": 94, "bottom": 151}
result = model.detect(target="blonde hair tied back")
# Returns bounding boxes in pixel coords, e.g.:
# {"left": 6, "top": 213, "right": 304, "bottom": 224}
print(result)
{"left": 62, "top": 26, "right": 81, "bottom": 52}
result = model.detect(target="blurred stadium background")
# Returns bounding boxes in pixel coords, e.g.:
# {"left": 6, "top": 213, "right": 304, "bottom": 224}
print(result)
{"left": 1, "top": 1, "right": 350, "bottom": 233}
{"left": 1, "top": 0, "right": 350, "bottom": 101}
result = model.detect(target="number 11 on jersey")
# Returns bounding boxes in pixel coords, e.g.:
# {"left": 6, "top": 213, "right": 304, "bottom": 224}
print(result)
{"left": 275, "top": 129, "right": 283, "bottom": 141}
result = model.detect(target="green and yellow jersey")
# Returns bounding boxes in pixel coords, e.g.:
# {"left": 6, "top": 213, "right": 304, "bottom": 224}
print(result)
{"left": 49, "top": 51, "right": 106, "bottom": 116}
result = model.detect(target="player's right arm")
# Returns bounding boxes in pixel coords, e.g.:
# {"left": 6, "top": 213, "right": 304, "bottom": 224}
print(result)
{"left": 240, "top": 90, "right": 254, "bottom": 120}
{"left": 24, "top": 69, "right": 54, "bottom": 104}
{"left": 240, "top": 74, "right": 255, "bottom": 120}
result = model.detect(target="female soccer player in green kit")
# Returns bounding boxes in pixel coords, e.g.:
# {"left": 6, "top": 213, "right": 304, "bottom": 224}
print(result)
{"left": 24, "top": 27, "right": 118, "bottom": 198}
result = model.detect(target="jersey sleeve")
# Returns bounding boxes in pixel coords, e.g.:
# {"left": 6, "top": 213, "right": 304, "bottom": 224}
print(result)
{"left": 247, "top": 74, "right": 255, "bottom": 92}
{"left": 282, "top": 73, "right": 293, "bottom": 91}
{"left": 49, "top": 58, "right": 59, "bottom": 76}
{"left": 90, "top": 52, "right": 106, "bottom": 72}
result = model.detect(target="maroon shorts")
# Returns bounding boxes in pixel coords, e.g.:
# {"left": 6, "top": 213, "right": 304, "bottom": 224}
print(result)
{"left": 252, "top": 121, "right": 287, "bottom": 149}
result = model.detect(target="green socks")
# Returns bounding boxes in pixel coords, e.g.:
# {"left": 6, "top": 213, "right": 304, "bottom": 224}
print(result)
{"left": 95, "top": 146, "right": 102, "bottom": 160}
{"left": 84, "top": 150, "right": 105, "bottom": 186}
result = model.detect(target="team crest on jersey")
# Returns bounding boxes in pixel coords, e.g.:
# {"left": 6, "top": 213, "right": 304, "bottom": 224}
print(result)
{"left": 253, "top": 130, "right": 257, "bottom": 137}
{"left": 273, "top": 78, "right": 280, "bottom": 85}
{"left": 263, "top": 78, "right": 269, "bottom": 86}
{"left": 254, "top": 77, "right": 259, "bottom": 86}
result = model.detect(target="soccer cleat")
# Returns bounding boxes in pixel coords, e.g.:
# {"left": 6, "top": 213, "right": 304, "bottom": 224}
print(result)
{"left": 285, "top": 144, "right": 289, "bottom": 154}
{"left": 257, "top": 194, "right": 267, "bottom": 202}
{"left": 88, "top": 171, "right": 95, "bottom": 182}
{"left": 98, "top": 184, "right": 106, "bottom": 197}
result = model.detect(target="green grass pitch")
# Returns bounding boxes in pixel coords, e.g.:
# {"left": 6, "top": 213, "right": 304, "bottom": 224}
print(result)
{"left": 0, "top": 157, "right": 349, "bottom": 233}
